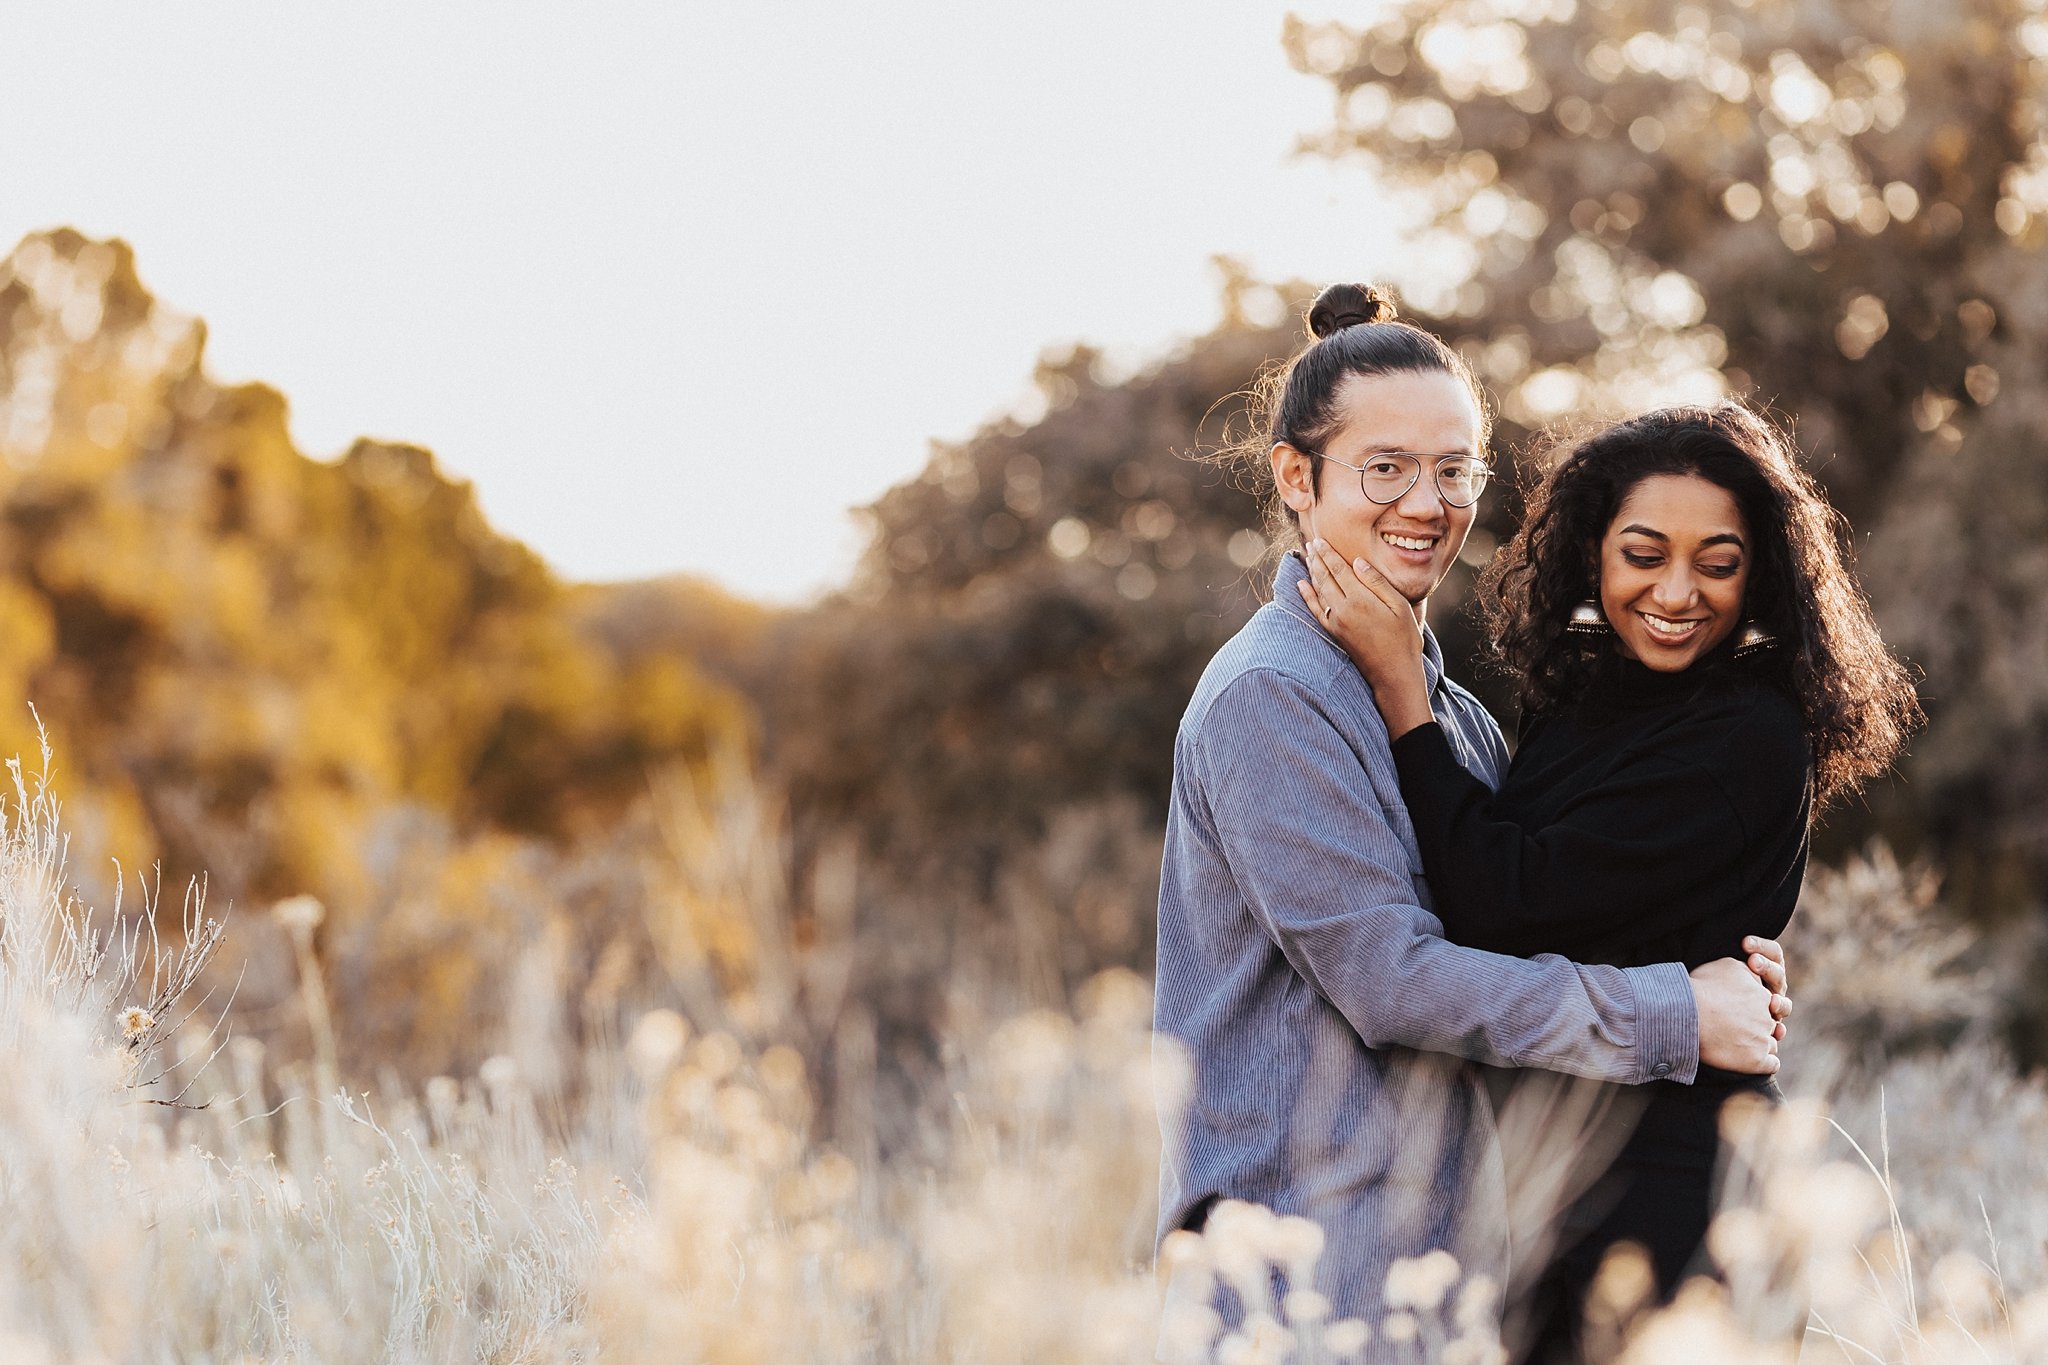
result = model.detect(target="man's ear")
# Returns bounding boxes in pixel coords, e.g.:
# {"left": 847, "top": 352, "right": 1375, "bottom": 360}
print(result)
{"left": 1271, "top": 443, "right": 1316, "bottom": 515}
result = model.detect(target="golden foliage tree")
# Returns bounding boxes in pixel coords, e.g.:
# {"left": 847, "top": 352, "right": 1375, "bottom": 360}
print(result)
{"left": 0, "top": 228, "right": 749, "bottom": 930}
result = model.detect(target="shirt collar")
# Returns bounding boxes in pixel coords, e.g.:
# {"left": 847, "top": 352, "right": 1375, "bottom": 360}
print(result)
{"left": 1272, "top": 551, "right": 1449, "bottom": 696}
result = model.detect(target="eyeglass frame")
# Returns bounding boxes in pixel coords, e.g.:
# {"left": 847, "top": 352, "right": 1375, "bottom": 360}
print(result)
{"left": 1293, "top": 446, "right": 1494, "bottom": 508}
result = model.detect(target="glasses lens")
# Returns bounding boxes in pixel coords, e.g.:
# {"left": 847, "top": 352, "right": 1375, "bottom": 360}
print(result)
{"left": 1436, "top": 458, "right": 1490, "bottom": 507}
{"left": 1359, "top": 453, "right": 1419, "bottom": 503}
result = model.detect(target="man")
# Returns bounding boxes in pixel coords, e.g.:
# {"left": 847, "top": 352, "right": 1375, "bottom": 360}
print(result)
{"left": 1155, "top": 346, "right": 1787, "bottom": 1334}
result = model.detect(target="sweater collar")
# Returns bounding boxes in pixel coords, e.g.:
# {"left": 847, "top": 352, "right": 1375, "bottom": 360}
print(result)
{"left": 1582, "top": 637, "right": 1740, "bottom": 712}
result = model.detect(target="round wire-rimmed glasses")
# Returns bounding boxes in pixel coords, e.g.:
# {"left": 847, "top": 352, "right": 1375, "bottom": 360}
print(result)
{"left": 1303, "top": 448, "right": 1493, "bottom": 508}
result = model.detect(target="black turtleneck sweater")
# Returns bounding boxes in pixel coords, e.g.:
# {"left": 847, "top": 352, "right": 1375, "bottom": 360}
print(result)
{"left": 1389, "top": 646, "right": 1813, "bottom": 1091}
{"left": 1390, "top": 645, "right": 1813, "bottom": 1345}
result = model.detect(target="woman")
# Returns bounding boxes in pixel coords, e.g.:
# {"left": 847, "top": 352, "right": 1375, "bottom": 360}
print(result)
{"left": 1298, "top": 399, "right": 1920, "bottom": 1358}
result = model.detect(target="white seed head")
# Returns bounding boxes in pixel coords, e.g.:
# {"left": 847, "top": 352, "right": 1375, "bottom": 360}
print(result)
{"left": 1325, "top": 1318, "right": 1371, "bottom": 1355}
{"left": 1384, "top": 1248, "right": 1461, "bottom": 1312}
{"left": 478, "top": 1054, "right": 519, "bottom": 1092}
{"left": 272, "top": 895, "right": 325, "bottom": 933}
{"left": 1282, "top": 1288, "right": 1331, "bottom": 1324}
{"left": 628, "top": 1009, "right": 690, "bottom": 1081}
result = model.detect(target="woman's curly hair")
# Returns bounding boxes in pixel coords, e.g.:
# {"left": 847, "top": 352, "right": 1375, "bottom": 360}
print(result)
{"left": 1479, "top": 402, "right": 1921, "bottom": 812}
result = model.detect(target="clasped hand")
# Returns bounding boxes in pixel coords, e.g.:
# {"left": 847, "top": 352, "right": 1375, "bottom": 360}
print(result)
{"left": 1296, "top": 540, "right": 1435, "bottom": 739}
{"left": 1695, "top": 935, "right": 1794, "bottom": 1075}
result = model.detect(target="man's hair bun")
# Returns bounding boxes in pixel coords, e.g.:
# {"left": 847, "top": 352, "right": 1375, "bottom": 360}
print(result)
{"left": 1306, "top": 283, "right": 1397, "bottom": 339}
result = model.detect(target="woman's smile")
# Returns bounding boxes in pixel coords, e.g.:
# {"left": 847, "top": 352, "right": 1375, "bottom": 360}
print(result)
{"left": 1639, "top": 611, "right": 1705, "bottom": 641}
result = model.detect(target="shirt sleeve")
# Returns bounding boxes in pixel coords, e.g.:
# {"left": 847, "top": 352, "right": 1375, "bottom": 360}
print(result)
{"left": 1387, "top": 706, "right": 1806, "bottom": 960}
{"left": 1194, "top": 668, "right": 1699, "bottom": 1085}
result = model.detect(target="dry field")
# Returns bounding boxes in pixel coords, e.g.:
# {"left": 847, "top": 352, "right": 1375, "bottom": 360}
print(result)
{"left": 0, "top": 745, "right": 2043, "bottom": 1364}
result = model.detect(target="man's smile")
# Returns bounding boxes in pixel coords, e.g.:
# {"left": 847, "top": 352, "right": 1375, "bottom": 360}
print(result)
{"left": 1380, "top": 531, "right": 1439, "bottom": 553}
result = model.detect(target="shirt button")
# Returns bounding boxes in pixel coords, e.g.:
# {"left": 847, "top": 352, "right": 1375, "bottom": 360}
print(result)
{"left": 1651, "top": 1062, "right": 1673, "bottom": 1079}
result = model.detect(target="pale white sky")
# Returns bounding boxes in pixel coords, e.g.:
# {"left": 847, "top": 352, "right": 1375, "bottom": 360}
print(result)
{"left": 4, "top": 1, "right": 1406, "bottom": 601}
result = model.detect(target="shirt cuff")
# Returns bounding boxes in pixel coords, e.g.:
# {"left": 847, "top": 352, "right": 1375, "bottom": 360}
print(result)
{"left": 1622, "top": 961, "right": 1700, "bottom": 1085}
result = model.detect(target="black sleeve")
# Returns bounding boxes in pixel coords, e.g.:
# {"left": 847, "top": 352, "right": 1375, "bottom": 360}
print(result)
{"left": 1388, "top": 702, "right": 1807, "bottom": 959}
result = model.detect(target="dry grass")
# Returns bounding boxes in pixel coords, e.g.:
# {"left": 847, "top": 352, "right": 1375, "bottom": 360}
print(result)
{"left": 1, "top": 747, "right": 2044, "bottom": 1362}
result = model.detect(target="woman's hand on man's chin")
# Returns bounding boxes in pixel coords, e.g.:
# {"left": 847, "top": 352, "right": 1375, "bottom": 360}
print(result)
{"left": 1297, "top": 539, "right": 1435, "bottom": 738}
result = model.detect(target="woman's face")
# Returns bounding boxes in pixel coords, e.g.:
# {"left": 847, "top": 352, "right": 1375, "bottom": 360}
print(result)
{"left": 1598, "top": 473, "right": 1751, "bottom": 672}
{"left": 1271, "top": 369, "right": 1484, "bottom": 620}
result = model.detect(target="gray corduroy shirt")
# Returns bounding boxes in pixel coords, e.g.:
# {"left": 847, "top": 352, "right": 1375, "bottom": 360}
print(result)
{"left": 1155, "top": 554, "right": 1699, "bottom": 1318}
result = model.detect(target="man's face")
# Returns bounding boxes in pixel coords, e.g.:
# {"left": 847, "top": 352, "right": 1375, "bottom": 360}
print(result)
{"left": 1272, "top": 370, "right": 1485, "bottom": 621}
